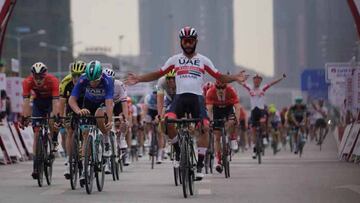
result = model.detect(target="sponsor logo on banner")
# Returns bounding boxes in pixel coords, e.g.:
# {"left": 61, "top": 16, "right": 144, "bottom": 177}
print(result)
{"left": 0, "top": 73, "right": 6, "bottom": 90}
{"left": 325, "top": 63, "right": 353, "bottom": 82}
{"left": 325, "top": 63, "right": 356, "bottom": 108}
{"left": 352, "top": 127, "right": 360, "bottom": 156}
{"left": 352, "top": 68, "right": 360, "bottom": 110}
{"left": 6, "top": 77, "right": 23, "bottom": 113}
{"left": 11, "top": 58, "right": 19, "bottom": 73}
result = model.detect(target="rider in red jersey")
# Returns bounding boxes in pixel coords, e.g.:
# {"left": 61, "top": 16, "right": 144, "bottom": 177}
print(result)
{"left": 21, "top": 62, "right": 60, "bottom": 179}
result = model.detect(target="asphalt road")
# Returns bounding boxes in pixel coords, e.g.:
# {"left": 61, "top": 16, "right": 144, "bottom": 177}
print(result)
{"left": 0, "top": 133, "right": 359, "bottom": 203}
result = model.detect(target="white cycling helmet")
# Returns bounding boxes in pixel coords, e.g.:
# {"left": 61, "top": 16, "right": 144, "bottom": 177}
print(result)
{"left": 31, "top": 62, "right": 47, "bottom": 75}
{"left": 103, "top": 68, "right": 115, "bottom": 78}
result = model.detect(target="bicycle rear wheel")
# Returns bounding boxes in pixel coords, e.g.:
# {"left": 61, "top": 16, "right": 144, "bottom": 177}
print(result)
{"left": 109, "top": 132, "right": 118, "bottom": 181}
{"left": 70, "top": 132, "right": 79, "bottom": 190}
{"left": 188, "top": 144, "right": 195, "bottom": 196}
{"left": 256, "top": 133, "right": 262, "bottom": 164}
{"left": 36, "top": 135, "right": 44, "bottom": 187}
{"left": 44, "top": 136, "right": 53, "bottom": 186}
{"left": 174, "top": 167, "right": 179, "bottom": 186}
{"left": 180, "top": 140, "right": 189, "bottom": 198}
{"left": 222, "top": 131, "right": 229, "bottom": 178}
{"left": 84, "top": 136, "right": 94, "bottom": 194}
{"left": 95, "top": 136, "right": 105, "bottom": 192}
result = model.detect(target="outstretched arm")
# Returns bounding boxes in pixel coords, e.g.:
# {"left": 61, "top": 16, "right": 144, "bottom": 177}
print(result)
{"left": 268, "top": 74, "right": 286, "bottom": 88}
{"left": 125, "top": 71, "right": 163, "bottom": 85}
{"left": 217, "top": 71, "right": 248, "bottom": 84}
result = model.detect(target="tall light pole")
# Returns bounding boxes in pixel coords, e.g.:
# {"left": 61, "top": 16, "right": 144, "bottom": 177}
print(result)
{"left": 118, "top": 35, "right": 124, "bottom": 73}
{"left": 39, "top": 42, "right": 68, "bottom": 78}
{"left": 5, "top": 29, "right": 46, "bottom": 75}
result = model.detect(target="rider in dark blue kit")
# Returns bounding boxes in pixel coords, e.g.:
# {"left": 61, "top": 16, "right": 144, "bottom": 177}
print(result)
{"left": 68, "top": 60, "right": 115, "bottom": 182}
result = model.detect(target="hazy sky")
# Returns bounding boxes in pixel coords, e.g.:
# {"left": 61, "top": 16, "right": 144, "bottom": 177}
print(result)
{"left": 72, "top": 0, "right": 274, "bottom": 76}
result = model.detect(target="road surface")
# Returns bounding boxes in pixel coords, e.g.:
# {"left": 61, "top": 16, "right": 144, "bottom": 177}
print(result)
{"left": 0, "top": 133, "right": 359, "bottom": 203}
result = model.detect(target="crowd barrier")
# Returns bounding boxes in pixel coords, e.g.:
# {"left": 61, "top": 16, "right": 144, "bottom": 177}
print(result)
{"left": 338, "top": 122, "right": 360, "bottom": 163}
{"left": 0, "top": 121, "right": 64, "bottom": 165}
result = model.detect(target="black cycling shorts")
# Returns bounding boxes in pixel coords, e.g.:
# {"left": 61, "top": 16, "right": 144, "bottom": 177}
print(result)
{"left": 167, "top": 93, "right": 208, "bottom": 120}
{"left": 315, "top": 118, "right": 327, "bottom": 128}
{"left": 213, "top": 105, "right": 234, "bottom": 128}
{"left": 250, "top": 107, "right": 267, "bottom": 127}
{"left": 83, "top": 98, "right": 104, "bottom": 115}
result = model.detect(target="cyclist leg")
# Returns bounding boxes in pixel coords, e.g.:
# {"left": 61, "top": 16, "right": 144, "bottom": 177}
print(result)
{"left": 30, "top": 98, "right": 52, "bottom": 179}
{"left": 63, "top": 113, "right": 74, "bottom": 179}
{"left": 192, "top": 95, "right": 209, "bottom": 180}
{"left": 79, "top": 99, "right": 97, "bottom": 184}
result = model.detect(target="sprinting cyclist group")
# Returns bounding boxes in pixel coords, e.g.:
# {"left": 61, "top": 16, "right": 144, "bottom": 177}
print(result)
{"left": 19, "top": 26, "right": 330, "bottom": 191}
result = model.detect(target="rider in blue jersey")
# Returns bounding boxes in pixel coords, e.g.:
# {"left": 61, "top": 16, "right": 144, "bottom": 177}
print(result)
{"left": 69, "top": 60, "right": 114, "bottom": 184}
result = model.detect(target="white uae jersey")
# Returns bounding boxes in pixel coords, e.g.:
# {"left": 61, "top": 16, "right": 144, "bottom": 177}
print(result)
{"left": 113, "top": 80, "right": 127, "bottom": 104}
{"left": 160, "top": 53, "right": 221, "bottom": 96}
{"left": 242, "top": 83, "right": 271, "bottom": 110}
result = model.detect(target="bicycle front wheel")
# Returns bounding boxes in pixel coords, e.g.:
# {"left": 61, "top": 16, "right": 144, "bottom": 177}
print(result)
{"left": 109, "top": 132, "right": 117, "bottom": 181}
{"left": 44, "top": 135, "right": 53, "bottom": 186}
{"left": 36, "top": 135, "right": 44, "bottom": 187}
{"left": 180, "top": 140, "right": 189, "bottom": 198}
{"left": 95, "top": 136, "right": 105, "bottom": 192}
{"left": 84, "top": 136, "right": 94, "bottom": 194}
{"left": 70, "top": 131, "right": 79, "bottom": 190}
{"left": 256, "top": 134, "right": 262, "bottom": 164}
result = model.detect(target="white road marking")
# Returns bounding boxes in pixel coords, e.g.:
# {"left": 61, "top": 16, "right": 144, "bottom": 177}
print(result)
{"left": 40, "top": 188, "right": 65, "bottom": 195}
{"left": 198, "top": 188, "right": 212, "bottom": 195}
{"left": 336, "top": 185, "right": 360, "bottom": 195}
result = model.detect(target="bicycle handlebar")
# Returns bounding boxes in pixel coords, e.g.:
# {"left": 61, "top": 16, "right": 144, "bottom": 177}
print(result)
{"left": 165, "top": 118, "right": 202, "bottom": 124}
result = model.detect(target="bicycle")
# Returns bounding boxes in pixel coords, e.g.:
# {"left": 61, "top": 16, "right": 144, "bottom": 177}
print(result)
{"left": 212, "top": 118, "right": 231, "bottom": 178}
{"left": 254, "top": 119, "right": 266, "bottom": 164}
{"left": 317, "top": 124, "right": 328, "bottom": 151}
{"left": 295, "top": 124, "right": 306, "bottom": 158}
{"left": 79, "top": 115, "right": 107, "bottom": 194}
{"left": 170, "top": 144, "right": 182, "bottom": 186}
{"left": 204, "top": 128, "right": 214, "bottom": 174}
{"left": 66, "top": 116, "right": 84, "bottom": 190}
{"left": 148, "top": 122, "right": 159, "bottom": 169}
{"left": 30, "top": 116, "right": 56, "bottom": 187}
{"left": 166, "top": 117, "right": 201, "bottom": 198}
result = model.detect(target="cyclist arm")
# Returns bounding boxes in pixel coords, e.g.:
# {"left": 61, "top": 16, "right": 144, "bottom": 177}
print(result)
{"left": 21, "top": 78, "right": 32, "bottom": 117}
{"left": 234, "top": 103, "right": 241, "bottom": 124}
{"left": 289, "top": 111, "right": 299, "bottom": 126}
{"left": 68, "top": 96, "right": 81, "bottom": 114}
{"left": 205, "top": 61, "right": 247, "bottom": 85}
{"left": 206, "top": 104, "right": 214, "bottom": 121}
{"left": 105, "top": 99, "right": 113, "bottom": 124}
{"left": 59, "top": 98, "right": 67, "bottom": 117}
{"left": 121, "top": 101, "right": 129, "bottom": 123}
{"left": 51, "top": 98, "right": 60, "bottom": 116}
{"left": 22, "top": 98, "right": 31, "bottom": 118}
{"left": 267, "top": 74, "right": 286, "bottom": 89}
{"left": 157, "top": 92, "right": 165, "bottom": 116}
{"left": 51, "top": 77, "right": 60, "bottom": 116}
{"left": 217, "top": 72, "right": 247, "bottom": 84}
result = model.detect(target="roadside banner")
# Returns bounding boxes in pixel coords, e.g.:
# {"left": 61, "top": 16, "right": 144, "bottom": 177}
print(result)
{"left": 6, "top": 77, "right": 23, "bottom": 113}
{"left": 0, "top": 125, "right": 21, "bottom": 160}
{"left": 18, "top": 127, "right": 33, "bottom": 155}
{"left": 341, "top": 124, "right": 360, "bottom": 159}
{"left": 338, "top": 124, "right": 353, "bottom": 158}
{"left": 8, "top": 123, "right": 26, "bottom": 159}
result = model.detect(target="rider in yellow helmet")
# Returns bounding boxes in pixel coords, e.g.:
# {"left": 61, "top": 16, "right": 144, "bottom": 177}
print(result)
{"left": 59, "top": 60, "right": 86, "bottom": 179}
